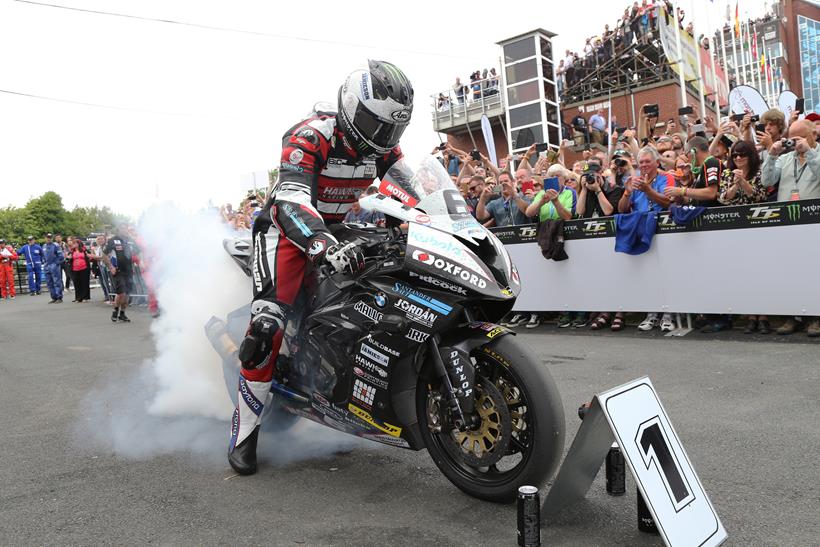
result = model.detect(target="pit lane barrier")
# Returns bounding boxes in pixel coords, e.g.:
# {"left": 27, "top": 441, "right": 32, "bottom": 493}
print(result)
{"left": 542, "top": 377, "right": 727, "bottom": 547}
{"left": 491, "top": 199, "right": 820, "bottom": 318}
{"left": 12, "top": 261, "right": 150, "bottom": 304}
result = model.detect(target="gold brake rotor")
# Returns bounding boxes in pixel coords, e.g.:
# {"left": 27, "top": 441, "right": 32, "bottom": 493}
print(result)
{"left": 452, "top": 386, "right": 504, "bottom": 459}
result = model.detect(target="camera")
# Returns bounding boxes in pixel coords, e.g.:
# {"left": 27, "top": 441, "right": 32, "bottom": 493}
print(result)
{"left": 535, "top": 142, "right": 550, "bottom": 153}
{"left": 678, "top": 106, "right": 693, "bottom": 115}
{"left": 614, "top": 157, "right": 629, "bottom": 168}
{"left": 470, "top": 149, "right": 481, "bottom": 161}
{"left": 781, "top": 138, "right": 796, "bottom": 153}
{"left": 581, "top": 161, "right": 601, "bottom": 183}
{"left": 438, "top": 142, "right": 447, "bottom": 150}
{"left": 643, "top": 104, "right": 659, "bottom": 118}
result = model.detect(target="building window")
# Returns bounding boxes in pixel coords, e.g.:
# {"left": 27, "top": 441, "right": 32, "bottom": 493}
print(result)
{"left": 539, "top": 37, "right": 552, "bottom": 61}
{"left": 511, "top": 125, "right": 543, "bottom": 149}
{"left": 797, "top": 15, "right": 819, "bottom": 112}
{"left": 507, "top": 81, "right": 540, "bottom": 106}
{"left": 545, "top": 103, "right": 558, "bottom": 125}
{"left": 504, "top": 37, "right": 536, "bottom": 64}
{"left": 543, "top": 79, "right": 557, "bottom": 103}
{"left": 547, "top": 123, "right": 560, "bottom": 146}
{"left": 509, "top": 103, "right": 542, "bottom": 128}
{"left": 505, "top": 59, "right": 538, "bottom": 86}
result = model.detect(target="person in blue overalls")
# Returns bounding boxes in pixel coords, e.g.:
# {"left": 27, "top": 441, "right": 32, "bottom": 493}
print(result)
{"left": 42, "top": 233, "right": 64, "bottom": 303}
{"left": 16, "top": 235, "right": 43, "bottom": 295}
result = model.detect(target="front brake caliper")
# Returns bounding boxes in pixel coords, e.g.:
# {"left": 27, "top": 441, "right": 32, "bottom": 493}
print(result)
{"left": 439, "top": 346, "right": 476, "bottom": 416}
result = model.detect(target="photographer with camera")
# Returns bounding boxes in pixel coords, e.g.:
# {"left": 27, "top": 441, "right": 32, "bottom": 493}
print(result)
{"left": 577, "top": 153, "right": 628, "bottom": 218}
{"left": 761, "top": 119, "right": 820, "bottom": 202}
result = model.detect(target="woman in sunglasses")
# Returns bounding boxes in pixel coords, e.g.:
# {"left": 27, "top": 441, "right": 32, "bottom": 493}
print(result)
{"left": 717, "top": 140, "right": 766, "bottom": 205}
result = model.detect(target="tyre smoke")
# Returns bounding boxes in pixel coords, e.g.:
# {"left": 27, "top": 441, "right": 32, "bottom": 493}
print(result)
{"left": 77, "top": 203, "right": 364, "bottom": 465}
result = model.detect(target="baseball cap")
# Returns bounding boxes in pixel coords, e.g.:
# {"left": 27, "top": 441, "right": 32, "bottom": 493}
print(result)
{"left": 805, "top": 112, "right": 820, "bottom": 122}
{"left": 613, "top": 149, "right": 632, "bottom": 158}
{"left": 27, "top": 235, "right": 34, "bottom": 240}
{"left": 0, "top": 239, "right": 5, "bottom": 244}
{"left": 45, "top": 233, "right": 53, "bottom": 238}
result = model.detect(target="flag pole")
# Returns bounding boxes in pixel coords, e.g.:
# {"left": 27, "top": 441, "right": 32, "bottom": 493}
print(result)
{"left": 730, "top": 3, "right": 741, "bottom": 87}
{"left": 673, "top": 0, "right": 688, "bottom": 110}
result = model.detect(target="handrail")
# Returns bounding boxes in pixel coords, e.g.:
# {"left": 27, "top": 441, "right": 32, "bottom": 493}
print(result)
{"left": 430, "top": 75, "right": 506, "bottom": 131}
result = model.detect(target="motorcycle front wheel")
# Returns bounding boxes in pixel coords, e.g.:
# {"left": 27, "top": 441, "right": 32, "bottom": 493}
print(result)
{"left": 417, "top": 335, "right": 565, "bottom": 503}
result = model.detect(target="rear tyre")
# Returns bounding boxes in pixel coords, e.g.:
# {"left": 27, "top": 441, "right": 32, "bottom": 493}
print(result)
{"left": 418, "top": 335, "right": 565, "bottom": 503}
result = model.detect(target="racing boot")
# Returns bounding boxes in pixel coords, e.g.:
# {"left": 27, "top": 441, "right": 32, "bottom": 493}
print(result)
{"left": 228, "top": 376, "right": 271, "bottom": 475}
{"left": 227, "top": 299, "right": 285, "bottom": 475}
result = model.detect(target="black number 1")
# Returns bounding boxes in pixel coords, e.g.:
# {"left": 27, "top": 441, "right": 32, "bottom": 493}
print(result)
{"left": 636, "top": 417, "right": 695, "bottom": 512}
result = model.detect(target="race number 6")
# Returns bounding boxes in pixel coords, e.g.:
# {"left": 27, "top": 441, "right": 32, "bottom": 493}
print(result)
{"left": 636, "top": 416, "right": 696, "bottom": 512}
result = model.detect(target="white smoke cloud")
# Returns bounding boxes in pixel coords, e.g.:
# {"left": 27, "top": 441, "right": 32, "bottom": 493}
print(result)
{"left": 77, "top": 203, "right": 365, "bottom": 464}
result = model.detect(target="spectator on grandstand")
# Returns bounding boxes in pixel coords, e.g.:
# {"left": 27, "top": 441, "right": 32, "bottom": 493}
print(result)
{"left": 344, "top": 190, "right": 386, "bottom": 226}
{"left": 665, "top": 136, "right": 720, "bottom": 206}
{"left": 589, "top": 109, "right": 607, "bottom": 145}
{"left": 762, "top": 119, "right": 819, "bottom": 201}
{"left": 755, "top": 109, "right": 787, "bottom": 201}
{"left": 618, "top": 146, "right": 673, "bottom": 214}
{"left": 718, "top": 140, "right": 766, "bottom": 205}
{"left": 436, "top": 93, "right": 449, "bottom": 111}
{"left": 525, "top": 164, "right": 576, "bottom": 221}
{"left": 760, "top": 119, "right": 820, "bottom": 337}
{"left": 571, "top": 109, "right": 589, "bottom": 146}
{"left": 453, "top": 77, "right": 466, "bottom": 105}
{"left": 556, "top": 60, "right": 566, "bottom": 98}
{"left": 476, "top": 171, "right": 532, "bottom": 227}
{"left": 618, "top": 146, "right": 675, "bottom": 333}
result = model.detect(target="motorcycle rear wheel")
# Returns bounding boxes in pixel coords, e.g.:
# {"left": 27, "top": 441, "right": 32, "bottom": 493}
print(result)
{"left": 418, "top": 335, "right": 565, "bottom": 503}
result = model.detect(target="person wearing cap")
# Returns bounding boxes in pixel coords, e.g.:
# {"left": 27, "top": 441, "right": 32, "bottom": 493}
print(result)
{"left": 805, "top": 112, "right": 820, "bottom": 140}
{"left": 42, "top": 233, "right": 64, "bottom": 303}
{"left": 0, "top": 238, "right": 18, "bottom": 299}
{"left": 16, "top": 236, "right": 43, "bottom": 295}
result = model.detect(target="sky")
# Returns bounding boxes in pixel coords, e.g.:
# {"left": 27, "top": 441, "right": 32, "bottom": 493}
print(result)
{"left": 0, "top": 0, "right": 771, "bottom": 217}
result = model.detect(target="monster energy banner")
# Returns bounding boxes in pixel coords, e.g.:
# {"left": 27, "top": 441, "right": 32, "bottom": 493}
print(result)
{"left": 490, "top": 199, "right": 820, "bottom": 245}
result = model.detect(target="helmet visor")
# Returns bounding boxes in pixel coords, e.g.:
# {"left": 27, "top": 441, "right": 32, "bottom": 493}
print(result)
{"left": 352, "top": 103, "right": 408, "bottom": 151}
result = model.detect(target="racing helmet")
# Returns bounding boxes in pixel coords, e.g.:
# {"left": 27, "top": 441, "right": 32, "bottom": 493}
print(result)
{"left": 337, "top": 60, "right": 414, "bottom": 156}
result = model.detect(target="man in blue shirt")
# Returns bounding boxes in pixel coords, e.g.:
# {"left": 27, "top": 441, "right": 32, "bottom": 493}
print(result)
{"left": 42, "top": 233, "right": 64, "bottom": 303}
{"left": 16, "top": 236, "right": 43, "bottom": 295}
{"left": 476, "top": 171, "right": 532, "bottom": 227}
{"left": 617, "top": 147, "right": 673, "bottom": 213}
{"left": 589, "top": 108, "right": 607, "bottom": 145}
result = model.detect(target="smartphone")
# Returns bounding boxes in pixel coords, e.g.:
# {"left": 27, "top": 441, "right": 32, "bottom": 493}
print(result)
{"left": 521, "top": 181, "right": 535, "bottom": 193}
{"left": 470, "top": 149, "right": 481, "bottom": 161}
{"left": 535, "top": 142, "right": 549, "bottom": 153}
{"left": 692, "top": 123, "right": 706, "bottom": 134}
{"left": 755, "top": 122, "right": 766, "bottom": 133}
{"left": 795, "top": 98, "right": 805, "bottom": 113}
{"left": 731, "top": 113, "right": 745, "bottom": 122}
{"left": 643, "top": 103, "right": 659, "bottom": 118}
{"left": 678, "top": 106, "right": 694, "bottom": 115}
{"left": 543, "top": 177, "right": 560, "bottom": 194}
{"left": 614, "top": 126, "right": 627, "bottom": 135}
{"left": 493, "top": 184, "right": 502, "bottom": 193}
{"left": 437, "top": 142, "right": 447, "bottom": 150}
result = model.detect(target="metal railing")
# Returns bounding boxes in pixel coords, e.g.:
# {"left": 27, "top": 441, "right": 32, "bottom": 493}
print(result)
{"left": 431, "top": 74, "right": 505, "bottom": 132}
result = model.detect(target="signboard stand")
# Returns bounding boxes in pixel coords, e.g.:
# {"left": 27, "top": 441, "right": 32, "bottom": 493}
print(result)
{"left": 666, "top": 313, "right": 694, "bottom": 337}
{"left": 542, "top": 377, "right": 727, "bottom": 547}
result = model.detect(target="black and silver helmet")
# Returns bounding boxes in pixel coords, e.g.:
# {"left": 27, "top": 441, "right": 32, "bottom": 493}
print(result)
{"left": 337, "top": 60, "right": 414, "bottom": 156}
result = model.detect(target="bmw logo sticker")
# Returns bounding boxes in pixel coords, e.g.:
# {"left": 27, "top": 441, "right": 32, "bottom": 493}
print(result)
{"left": 374, "top": 293, "right": 387, "bottom": 308}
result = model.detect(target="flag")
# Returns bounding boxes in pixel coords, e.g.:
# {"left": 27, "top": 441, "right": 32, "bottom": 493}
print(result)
{"left": 752, "top": 31, "right": 758, "bottom": 59}
{"left": 734, "top": 2, "right": 740, "bottom": 37}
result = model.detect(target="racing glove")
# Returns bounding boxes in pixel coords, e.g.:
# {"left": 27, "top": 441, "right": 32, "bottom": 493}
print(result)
{"left": 238, "top": 300, "right": 287, "bottom": 369}
{"left": 323, "top": 241, "right": 366, "bottom": 275}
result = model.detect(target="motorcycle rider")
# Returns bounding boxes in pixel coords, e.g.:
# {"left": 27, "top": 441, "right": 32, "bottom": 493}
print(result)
{"left": 228, "top": 60, "right": 414, "bottom": 475}
{"left": 17, "top": 236, "right": 43, "bottom": 295}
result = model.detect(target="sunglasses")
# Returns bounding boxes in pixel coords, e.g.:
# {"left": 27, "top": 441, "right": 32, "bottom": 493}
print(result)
{"left": 731, "top": 153, "right": 747, "bottom": 158}
{"left": 468, "top": 186, "right": 480, "bottom": 192}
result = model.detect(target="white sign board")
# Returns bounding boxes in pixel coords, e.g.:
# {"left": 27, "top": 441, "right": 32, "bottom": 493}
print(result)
{"left": 600, "top": 378, "right": 727, "bottom": 546}
{"left": 542, "top": 377, "right": 726, "bottom": 547}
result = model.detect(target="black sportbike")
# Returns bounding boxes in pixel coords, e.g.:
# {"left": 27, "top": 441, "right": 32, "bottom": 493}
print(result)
{"left": 209, "top": 156, "right": 564, "bottom": 502}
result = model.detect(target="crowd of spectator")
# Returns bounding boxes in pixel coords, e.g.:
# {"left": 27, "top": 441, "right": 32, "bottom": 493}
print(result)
{"left": 220, "top": 189, "right": 266, "bottom": 231}
{"left": 0, "top": 225, "right": 156, "bottom": 321}
{"left": 436, "top": 68, "right": 501, "bottom": 111}
{"left": 429, "top": 105, "right": 820, "bottom": 336}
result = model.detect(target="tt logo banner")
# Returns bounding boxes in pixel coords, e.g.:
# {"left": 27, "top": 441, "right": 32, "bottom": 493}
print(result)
{"left": 518, "top": 226, "right": 537, "bottom": 239}
{"left": 583, "top": 220, "right": 608, "bottom": 233}
{"left": 748, "top": 205, "right": 781, "bottom": 220}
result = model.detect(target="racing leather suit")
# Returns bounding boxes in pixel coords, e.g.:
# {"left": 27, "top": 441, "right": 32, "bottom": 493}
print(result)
{"left": 16, "top": 243, "right": 43, "bottom": 294}
{"left": 229, "top": 107, "right": 403, "bottom": 453}
{"left": 0, "top": 245, "right": 18, "bottom": 298}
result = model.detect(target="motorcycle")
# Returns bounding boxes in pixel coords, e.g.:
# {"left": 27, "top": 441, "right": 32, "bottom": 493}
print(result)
{"left": 208, "top": 155, "right": 565, "bottom": 502}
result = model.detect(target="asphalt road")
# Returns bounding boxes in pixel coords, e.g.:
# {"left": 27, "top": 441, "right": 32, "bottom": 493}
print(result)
{"left": 1, "top": 291, "right": 819, "bottom": 546}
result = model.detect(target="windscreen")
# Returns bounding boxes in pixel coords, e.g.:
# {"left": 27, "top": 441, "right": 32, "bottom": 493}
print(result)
{"left": 378, "top": 156, "right": 466, "bottom": 215}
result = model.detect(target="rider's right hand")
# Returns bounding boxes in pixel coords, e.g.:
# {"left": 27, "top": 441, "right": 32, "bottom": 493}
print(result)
{"left": 323, "top": 241, "right": 366, "bottom": 276}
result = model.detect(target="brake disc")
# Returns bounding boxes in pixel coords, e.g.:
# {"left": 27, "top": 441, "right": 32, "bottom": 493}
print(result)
{"left": 440, "top": 377, "right": 512, "bottom": 467}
